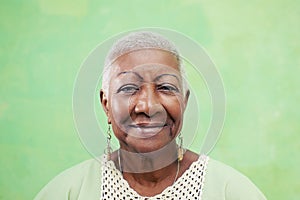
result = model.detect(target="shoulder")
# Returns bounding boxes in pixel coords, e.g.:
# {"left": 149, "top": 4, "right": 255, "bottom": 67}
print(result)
{"left": 34, "top": 159, "right": 101, "bottom": 200}
{"left": 202, "top": 157, "right": 267, "bottom": 200}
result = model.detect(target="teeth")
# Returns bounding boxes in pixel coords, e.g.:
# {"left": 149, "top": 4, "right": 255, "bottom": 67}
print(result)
{"left": 127, "top": 125, "right": 167, "bottom": 138}
{"left": 131, "top": 125, "right": 165, "bottom": 128}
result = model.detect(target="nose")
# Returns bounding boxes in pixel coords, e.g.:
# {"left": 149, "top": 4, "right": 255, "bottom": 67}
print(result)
{"left": 133, "top": 84, "right": 163, "bottom": 117}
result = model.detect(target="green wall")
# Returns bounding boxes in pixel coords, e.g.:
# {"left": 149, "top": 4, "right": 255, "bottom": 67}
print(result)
{"left": 1, "top": 0, "right": 299, "bottom": 199}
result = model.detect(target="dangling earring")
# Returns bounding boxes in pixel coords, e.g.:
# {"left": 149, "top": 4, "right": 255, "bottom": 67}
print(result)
{"left": 177, "top": 133, "right": 184, "bottom": 162}
{"left": 105, "top": 125, "right": 113, "bottom": 161}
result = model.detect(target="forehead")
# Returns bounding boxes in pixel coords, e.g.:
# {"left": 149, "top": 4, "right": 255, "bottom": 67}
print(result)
{"left": 113, "top": 49, "right": 180, "bottom": 72}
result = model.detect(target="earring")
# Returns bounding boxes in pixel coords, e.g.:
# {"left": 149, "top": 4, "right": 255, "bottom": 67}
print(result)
{"left": 177, "top": 133, "right": 184, "bottom": 162}
{"left": 105, "top": 125, "right": 113, "bottom": 161}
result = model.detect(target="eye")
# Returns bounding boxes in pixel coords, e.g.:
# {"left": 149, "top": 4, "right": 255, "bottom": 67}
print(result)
{"left": 157, "top": 83, "right": 179, "bottom": 93}
{"left": 117, "top": 84, "right": 139, "bottom": 94}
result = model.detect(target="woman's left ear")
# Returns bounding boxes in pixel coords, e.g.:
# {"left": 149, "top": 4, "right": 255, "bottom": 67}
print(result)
{"left": 184, "top": 90, "right": 190, "bottom": 110}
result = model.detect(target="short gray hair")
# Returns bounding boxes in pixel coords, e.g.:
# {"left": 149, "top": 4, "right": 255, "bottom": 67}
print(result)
{"left": 102, "top": 31, "right": 186, "bottom": 94}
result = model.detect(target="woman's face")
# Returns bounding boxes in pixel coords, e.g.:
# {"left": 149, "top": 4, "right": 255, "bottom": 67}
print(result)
{"left": 101, "top": 49, "right": 189, "bottom": 153}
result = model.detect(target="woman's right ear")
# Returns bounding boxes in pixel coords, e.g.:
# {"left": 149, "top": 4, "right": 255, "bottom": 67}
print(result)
{"left": 100, "top": 90, "right": 110, "bottom": 120}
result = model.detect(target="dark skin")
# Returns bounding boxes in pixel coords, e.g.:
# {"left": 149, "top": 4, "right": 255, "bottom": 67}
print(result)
{"left": 100, "top": 49, "right": 199, "bottom": 196}
{"left": 108, "top": 150, "right": 199, "bottom": 196}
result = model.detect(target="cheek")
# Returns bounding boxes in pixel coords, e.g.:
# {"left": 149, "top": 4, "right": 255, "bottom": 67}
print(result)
{"left": 110, "top": 95, "right": 132, "bottom": 124}
{"left": 162, "top": 96, "right": 185, "bottom": 122}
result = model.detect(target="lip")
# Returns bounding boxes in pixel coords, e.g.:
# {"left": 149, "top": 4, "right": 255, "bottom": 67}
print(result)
{"left": 128, "top": 123, "right": 169, "bottom": 138}
{"left": 129, "top": 122, "right": 167, "bottom": 128}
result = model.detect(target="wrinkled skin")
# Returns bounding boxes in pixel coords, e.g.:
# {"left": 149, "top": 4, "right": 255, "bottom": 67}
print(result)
{"left": 101, "top": 49, "right": 189, "bottom": 153}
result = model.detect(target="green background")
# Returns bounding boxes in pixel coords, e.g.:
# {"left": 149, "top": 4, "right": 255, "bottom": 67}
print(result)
{"left": 1, "top": 0, "right": 299, "bottom": 199}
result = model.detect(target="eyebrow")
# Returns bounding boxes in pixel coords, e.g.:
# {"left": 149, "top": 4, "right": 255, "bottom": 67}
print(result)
{"left": 153, "top": 74, "right": 180, "bottom": 83}
{"left": 117, "top": 71, "right": 143, "bottom": 81}
{"left": 117, "top": 71, "right": 180, "bottom": 83}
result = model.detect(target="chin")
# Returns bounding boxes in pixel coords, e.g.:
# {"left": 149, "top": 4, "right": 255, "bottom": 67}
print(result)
{"left": 125, "top": 136, "right": 176, "bottom": 154}
{"left": 129, "top": 142, "right": 163, "bottom": 153}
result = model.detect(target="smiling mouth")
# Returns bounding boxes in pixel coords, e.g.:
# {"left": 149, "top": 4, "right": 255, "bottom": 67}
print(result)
{"left": 128, "top": 123, "right": 169, "bottom": 138}
{"left": 130, "top": 122, "right": 167, "bottom": 128}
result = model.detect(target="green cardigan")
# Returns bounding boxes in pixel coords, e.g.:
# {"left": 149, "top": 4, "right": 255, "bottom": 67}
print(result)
{"left": 34, "top": 157, "right": 266, "bottom": 199}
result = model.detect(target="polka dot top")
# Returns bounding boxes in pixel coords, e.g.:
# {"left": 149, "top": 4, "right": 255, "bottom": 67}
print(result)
{"left": 101, "top": 155, "right": 209, "bottom": 200}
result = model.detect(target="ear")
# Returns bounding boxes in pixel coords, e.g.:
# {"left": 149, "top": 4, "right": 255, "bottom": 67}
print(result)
{"left": 183, "top": 89, "right": 190, "bottom": 111}
{"left": 100, "top": 89, "right": 111, "bottom": 124}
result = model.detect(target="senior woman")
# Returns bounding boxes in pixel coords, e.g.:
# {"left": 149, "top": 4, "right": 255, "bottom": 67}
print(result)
{"left": 35, "top": 31, "right": 266, "bottom": 199}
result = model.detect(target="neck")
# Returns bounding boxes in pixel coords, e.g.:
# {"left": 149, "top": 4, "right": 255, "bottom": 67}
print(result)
{"left": 118, "top": 140, "right": 178, "bottom": 173}
{"left": 123, "top": 159, "right": 179, "bottom": 188}
{"left": 117, "top": 140, "right": 180, "bottom": 188}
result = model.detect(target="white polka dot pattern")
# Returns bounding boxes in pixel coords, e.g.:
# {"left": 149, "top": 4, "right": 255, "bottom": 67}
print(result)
{"left": 101, "top": 155, "right": 209, "bottom": 200}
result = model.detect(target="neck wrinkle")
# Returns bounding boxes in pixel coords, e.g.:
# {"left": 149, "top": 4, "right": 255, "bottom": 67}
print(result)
{"left": 120, "top": 139, "right": 178, "bottom": 173}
